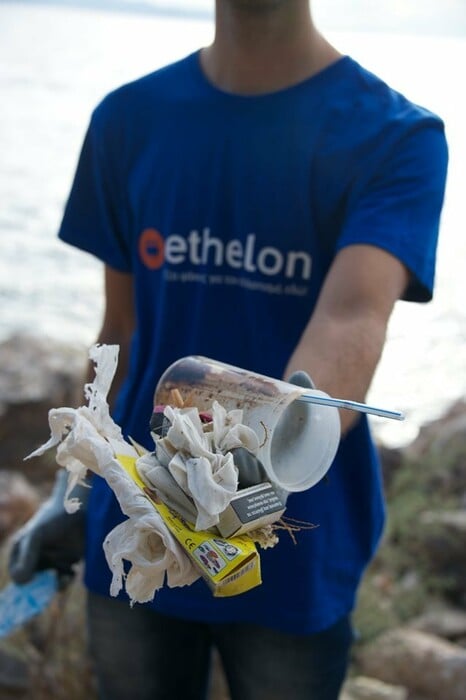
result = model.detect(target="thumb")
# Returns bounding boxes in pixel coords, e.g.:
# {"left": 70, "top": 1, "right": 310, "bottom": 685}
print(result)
{"left": 8, "top": 530, "right": 40, "bottom": 585}
{"left": 286, "top": 370, "right": 315, "bottom": 390}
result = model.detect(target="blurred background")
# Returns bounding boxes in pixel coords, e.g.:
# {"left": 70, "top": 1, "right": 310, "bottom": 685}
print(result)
{"left": 0, "top": 0, "right": 465, "bottom": 447}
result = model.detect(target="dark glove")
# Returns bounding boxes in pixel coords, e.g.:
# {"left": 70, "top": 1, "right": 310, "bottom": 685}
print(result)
{"left": 287, "top": 369, "right": 315, "bottom": 391}
{"left": 8, "top": 469, "right": 90, "bottom": 586}
{"left": 230, "top": 447, "right": 267, "bottom": 489}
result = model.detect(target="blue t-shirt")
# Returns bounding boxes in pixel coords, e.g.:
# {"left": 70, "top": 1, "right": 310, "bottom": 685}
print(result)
{"left": 58, "top": 51, "right": 448, "bottom": 634}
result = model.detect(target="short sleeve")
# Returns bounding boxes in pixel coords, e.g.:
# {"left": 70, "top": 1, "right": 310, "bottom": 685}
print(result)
{"left": 336, "top": 123, "right": 448, "bottom": 302}
{"left": 58, "top": 106, "right": 132, "bottom": 272}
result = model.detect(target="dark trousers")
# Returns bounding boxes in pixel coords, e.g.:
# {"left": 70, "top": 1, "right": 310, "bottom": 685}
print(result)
{"left": 87, "top": 591, "right": 353, "bottom": 700}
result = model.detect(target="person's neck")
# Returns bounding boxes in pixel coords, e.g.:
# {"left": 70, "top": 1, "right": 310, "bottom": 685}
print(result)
{"left": 200, "top": 0, "right": 341, "bottom": 95}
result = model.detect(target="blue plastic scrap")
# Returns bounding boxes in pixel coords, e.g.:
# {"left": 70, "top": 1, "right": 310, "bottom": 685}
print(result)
{"left": 0, "top": 570, "right": 58, "bottom": 637}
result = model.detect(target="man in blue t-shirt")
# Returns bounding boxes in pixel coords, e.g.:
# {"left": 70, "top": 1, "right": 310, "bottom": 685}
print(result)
{"left": 9, "top": 1, "right": 448, "bottom": 698}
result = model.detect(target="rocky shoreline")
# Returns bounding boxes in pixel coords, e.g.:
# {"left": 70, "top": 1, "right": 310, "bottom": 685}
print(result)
{"left": 0, "top": 332, "right": 465, "bottom": 699}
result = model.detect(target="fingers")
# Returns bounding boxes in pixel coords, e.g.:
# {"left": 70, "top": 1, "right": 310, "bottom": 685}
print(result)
{"left": 56, "top": 571, "right": 75, "bottom": 591}
{"left": 8, "top": 531, "right": 40, "bottom": 585}
{"left": 231, "top": 447, "right": 267, "bottom": 489}
{"left": 286, "top": 370, "right": 315, "bottom": 389}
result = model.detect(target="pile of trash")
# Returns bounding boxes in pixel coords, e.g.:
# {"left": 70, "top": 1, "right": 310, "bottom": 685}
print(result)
{"left": 25, "top": 345, "right": 286, "bottom": 603}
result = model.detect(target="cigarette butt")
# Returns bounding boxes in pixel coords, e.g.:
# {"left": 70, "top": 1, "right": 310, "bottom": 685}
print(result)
{"left": 169, "top": 388, "right": 185, "bottom": 408}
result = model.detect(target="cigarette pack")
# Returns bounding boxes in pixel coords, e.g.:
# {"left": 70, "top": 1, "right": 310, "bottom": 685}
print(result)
{"left": 216, "top": 482, "right": 285, "bottom": 538}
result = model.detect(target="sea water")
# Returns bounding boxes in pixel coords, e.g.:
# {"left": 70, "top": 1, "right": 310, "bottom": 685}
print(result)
{"left": 0, "top": 1, "right": 465, "bottom": 446}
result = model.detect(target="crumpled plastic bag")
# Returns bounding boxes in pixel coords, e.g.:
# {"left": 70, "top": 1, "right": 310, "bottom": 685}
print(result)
{"left": 25, "top": 344, "right": 199, "bottom": 604}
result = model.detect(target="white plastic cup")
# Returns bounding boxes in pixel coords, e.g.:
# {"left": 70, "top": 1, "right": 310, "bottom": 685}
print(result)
{"left": 154, "top": 356, "right": 341, "bottom": 492}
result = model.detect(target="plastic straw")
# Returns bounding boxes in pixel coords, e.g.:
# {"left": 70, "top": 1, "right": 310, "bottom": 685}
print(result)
{"left": 297, "top": 394, "right": 404, "bottom": 421}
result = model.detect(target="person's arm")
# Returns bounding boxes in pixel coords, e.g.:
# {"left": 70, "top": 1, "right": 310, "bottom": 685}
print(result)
{"left": 84, "top": 265, "right": 135, "bottom": 410}
{"left": 284, "top": 243, "right": 409, "bottom": 435}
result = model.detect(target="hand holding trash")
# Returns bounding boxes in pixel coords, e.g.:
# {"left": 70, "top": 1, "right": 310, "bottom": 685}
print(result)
{"left": 14, "top": 345, "right": 200, "bottom": 605}
{"left": 15, "top": 347, "right": 400, "bottom": 605}
{"left": 8, "top": 469, "right": 90, "bottom": 586}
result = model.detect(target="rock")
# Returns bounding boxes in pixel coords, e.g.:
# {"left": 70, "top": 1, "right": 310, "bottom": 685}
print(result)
{"left": 0, "top": 333, "right": 86, "bottom": 408}
{"left": 420, "top": 509, "right": 466, "bottom": 531}
{"left": 405, "top": 401, "right": 466, "bottom": 501}
{"left": 341, "top": 675, "right": 407, "bottom": 700}
{"left": 377, "top": 444, "right": 404, "bottom": 491}
{"left": 0, "top": 646, "right": 30, "bottom": 692}
{"left": 407, "top": 401, "right": 466, "bottom": 459}
{"left": 0, "top": 471, "right": 39, "bottom": 542}
{"left": 409, "top": 607, "right": 466, "bottom": 641}
{"left": 357, "top": 627, "right": 466, "bottom": 700}
{"left": 417, "top": 509, "right": 466, "bottom": 604}
{"left": 0, "top": 333, "right": 86, "bottom": 483}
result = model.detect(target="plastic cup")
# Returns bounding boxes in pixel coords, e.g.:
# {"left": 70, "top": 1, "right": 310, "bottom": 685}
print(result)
{"left": 154, "top": 356, "right": 341, "bottom": 492}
